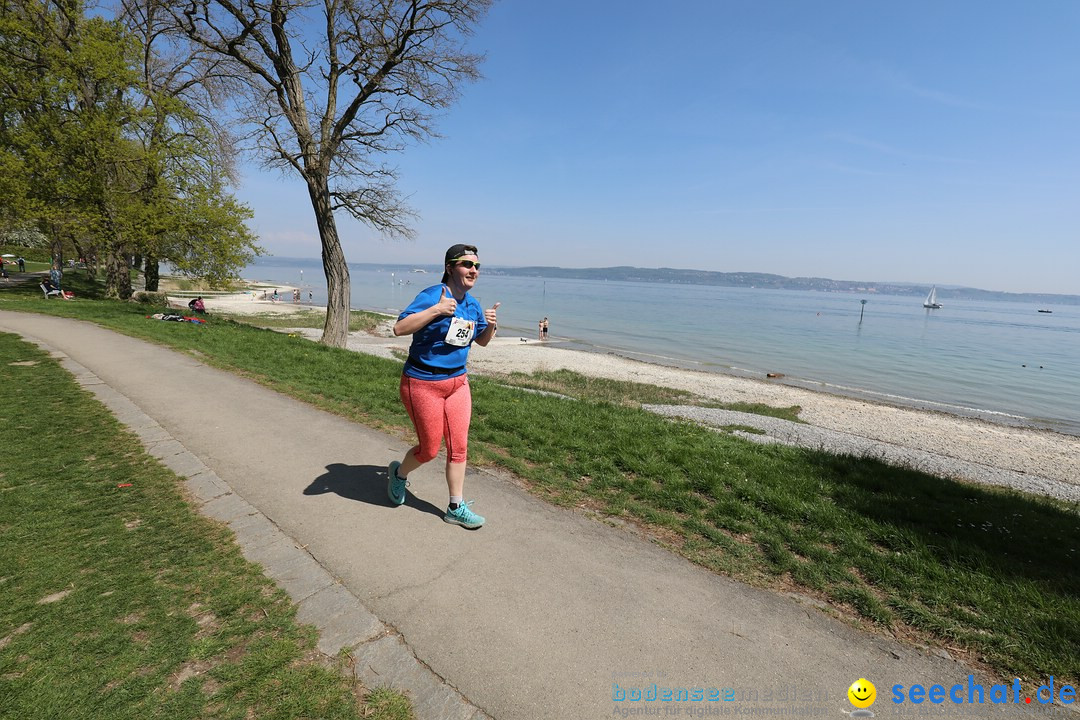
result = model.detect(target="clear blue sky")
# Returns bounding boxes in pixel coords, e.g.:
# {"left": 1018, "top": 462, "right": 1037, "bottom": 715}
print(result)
{"left": 234, "top": 0, "right": 1080, "bottom": 295}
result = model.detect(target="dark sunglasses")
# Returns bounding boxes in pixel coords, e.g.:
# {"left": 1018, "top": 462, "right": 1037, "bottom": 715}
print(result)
{"left": 453, "top": 260, "right": 481, "bottom": 269}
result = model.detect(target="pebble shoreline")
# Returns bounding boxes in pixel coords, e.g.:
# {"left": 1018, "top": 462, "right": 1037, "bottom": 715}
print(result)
{"left": 644, "top": 405, "right": 1080, "bottom": 504}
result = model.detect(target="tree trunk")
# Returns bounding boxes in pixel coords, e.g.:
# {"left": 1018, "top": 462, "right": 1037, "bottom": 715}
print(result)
{"left": 144, "top": 255, "right": 159, "bottom": 291}
{"left": 51, "top": 233, "right": 63, "bottom": 269}
{"left": 99, "top": 198, "right": 133, "bottom": 299}
{"left": 307, "top": 175, "right": 350, "bottom": 348}
{"left": 72, "top": 237, "right": 95, "bottom": 279}
{"left": 104, "top": 243, "right": 133, "bottom": 299}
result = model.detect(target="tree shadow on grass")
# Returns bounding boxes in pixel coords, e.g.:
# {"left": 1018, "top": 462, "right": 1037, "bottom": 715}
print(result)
{"left": 303, "top": 462, "right": 444, "bottom": 520}
{"left": 812, "top": 452, "right": 1080, "bottom": 589}
{"left": 802, "top": 451, "right": 1080, "bottom": 678}
{"left": 1, "top": 270, "right": 107, "bottom": 301}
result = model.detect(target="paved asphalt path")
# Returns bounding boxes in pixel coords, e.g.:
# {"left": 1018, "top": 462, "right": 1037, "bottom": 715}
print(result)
{"left": 1, "top": 311, "right": 1069, "bottom": 720}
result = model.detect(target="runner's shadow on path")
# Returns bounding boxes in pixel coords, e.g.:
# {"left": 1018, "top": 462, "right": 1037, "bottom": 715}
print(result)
{"left": 303, "top": 463, "right": 444, "bottom": 519}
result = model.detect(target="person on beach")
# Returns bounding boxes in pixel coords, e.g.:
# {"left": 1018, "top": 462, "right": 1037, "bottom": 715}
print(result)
{"left": 541, "top": 317, "right": 549, "bottom": 340}
{"left": 187, "top": 296, "right": 207, "bottom": 314}
{"left": 388, "top": 243, "right": 499, "bottom": 529}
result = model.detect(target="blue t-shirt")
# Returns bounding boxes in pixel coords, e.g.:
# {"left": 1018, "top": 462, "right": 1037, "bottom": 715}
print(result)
{"left": 399, "top": 284, "right": 488, "bottom": 380}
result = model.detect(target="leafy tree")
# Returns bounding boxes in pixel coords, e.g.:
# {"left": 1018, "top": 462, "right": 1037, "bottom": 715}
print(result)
{"left": 0, "top": 0, "right": 82, "bottom": 256}
{"left": 169, "top": 0, "right": 491, "bottom": 346}
{"left": 0, "top": 0, "right": 150, "bottom": 296}
{"left": 0, "top": 0, "right": 260, "bottom": 295}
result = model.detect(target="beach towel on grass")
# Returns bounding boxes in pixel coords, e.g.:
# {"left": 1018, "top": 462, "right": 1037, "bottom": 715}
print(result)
{"left": 148, "top": 314, "right": 206, "bottom": 324}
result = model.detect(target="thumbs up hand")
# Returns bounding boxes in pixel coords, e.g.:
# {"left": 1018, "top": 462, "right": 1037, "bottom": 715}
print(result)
{"left": 484, "top": 301, "right": 500, "bottom": 327}
{"left": 435, "top": 286, "right": 457, "bottom": 316}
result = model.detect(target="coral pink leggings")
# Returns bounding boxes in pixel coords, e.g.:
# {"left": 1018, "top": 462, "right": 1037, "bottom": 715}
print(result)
{"left": 400, "top": 374, "right": 472, "bottom": 464}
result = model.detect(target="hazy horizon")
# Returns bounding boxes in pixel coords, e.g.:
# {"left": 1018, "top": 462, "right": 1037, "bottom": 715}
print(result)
{"left": 248, "top": 255, "right": 1078, "bottom": 298}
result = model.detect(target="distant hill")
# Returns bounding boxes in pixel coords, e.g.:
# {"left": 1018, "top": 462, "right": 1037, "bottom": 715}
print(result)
{"left": 490, "top": 265, "right": 1080, "bottom": 306}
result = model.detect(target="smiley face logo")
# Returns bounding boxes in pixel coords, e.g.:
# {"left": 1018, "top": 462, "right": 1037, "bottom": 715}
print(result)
{"left": 847, "top": 678, "right": 876, "bottom": 709}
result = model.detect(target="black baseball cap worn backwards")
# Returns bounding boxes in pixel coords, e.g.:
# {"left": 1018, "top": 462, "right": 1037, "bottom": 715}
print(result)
{"left": 444, "top": 243, "right": 478, "bottom": 265}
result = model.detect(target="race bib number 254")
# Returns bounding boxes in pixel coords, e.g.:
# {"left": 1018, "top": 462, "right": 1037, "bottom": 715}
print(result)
{"left": 444, "top": 316, "right": 475, "bottom": 347}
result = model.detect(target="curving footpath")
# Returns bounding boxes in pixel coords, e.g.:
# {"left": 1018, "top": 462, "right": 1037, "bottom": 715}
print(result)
{"left": 1, "top": 311, "right": 1073, "bottom": 720}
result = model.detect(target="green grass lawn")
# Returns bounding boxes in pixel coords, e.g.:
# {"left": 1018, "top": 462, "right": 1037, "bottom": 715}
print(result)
{"left": 3, "top": 259, "right": 50, "bottom": 273}
{"left": 2, "top": 275, "right": 1077, "bottom": 688}
{"left": 220, "top": 308, "right": 386, "bottom": 334}
{"left": 0, "top": 331, "right": 412, "bottom": 720}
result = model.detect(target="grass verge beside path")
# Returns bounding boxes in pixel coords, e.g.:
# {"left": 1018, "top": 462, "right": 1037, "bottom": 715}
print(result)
{"left": 2, "top": 280, "right": 1078, "bottom": 688}
{"left": 0, "top": 333, "right": 412, "bottom": 720}
{"left": 220, "top": 308, "right": 385, "bottom": 333}
{"left": 492, "top": 368, "right": 804, "bottom": 420}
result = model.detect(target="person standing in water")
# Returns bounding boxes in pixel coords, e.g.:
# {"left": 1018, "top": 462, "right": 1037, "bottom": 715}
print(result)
{"left": 388, "top": 244, "right": 499, "bottom": 529}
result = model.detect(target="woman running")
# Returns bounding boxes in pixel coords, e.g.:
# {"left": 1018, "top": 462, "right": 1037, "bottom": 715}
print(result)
{"left": 388, "top": 244, "right": 499, "bottom": 529}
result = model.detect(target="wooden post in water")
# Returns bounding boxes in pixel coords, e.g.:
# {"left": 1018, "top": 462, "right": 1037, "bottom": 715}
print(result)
{"left": 860, "top": 299, "right": 868, "bottom": 323}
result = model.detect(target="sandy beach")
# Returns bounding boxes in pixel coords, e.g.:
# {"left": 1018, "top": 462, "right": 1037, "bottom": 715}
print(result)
{"left": 197, "top": 290, "right": 1080, "bottom": 495}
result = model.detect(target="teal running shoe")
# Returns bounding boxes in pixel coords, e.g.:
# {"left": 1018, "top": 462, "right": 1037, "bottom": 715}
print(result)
{"left": 387, "top": 461, "right": 408, "bottom": 506}
{"left": 443, "top": 500, "right": 485, "bottom": 529}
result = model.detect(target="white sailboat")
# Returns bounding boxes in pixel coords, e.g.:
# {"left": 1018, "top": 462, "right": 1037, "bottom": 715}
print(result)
{"left": 923, "top": 286, "right": 942, "bottom": 309}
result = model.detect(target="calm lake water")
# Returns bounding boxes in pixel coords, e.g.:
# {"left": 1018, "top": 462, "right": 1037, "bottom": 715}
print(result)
{"left": 244, "top": 257, "right": 1080, "bottom": 436}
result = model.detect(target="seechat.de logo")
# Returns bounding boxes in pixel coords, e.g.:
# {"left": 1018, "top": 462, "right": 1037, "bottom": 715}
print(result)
{"left": 890, "top": 675, "right": 1076, "bottom": 706}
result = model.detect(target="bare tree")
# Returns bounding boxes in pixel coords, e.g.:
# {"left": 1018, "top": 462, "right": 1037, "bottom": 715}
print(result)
{"left": 169, "top": 0, "right": 490, "bottom": 346}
